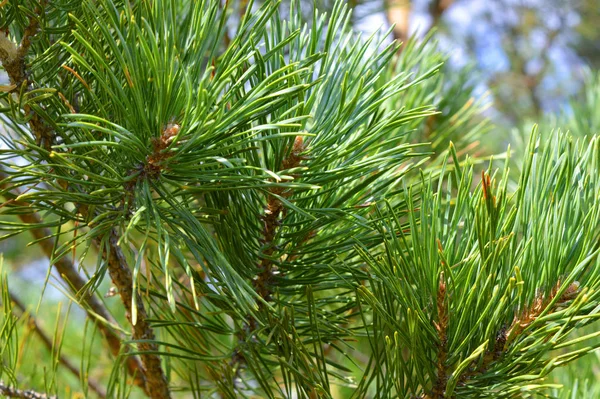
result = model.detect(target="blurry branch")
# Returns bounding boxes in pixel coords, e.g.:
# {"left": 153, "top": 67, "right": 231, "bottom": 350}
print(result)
{"left": 8, "top": 292, "right": 107, "bottom": 398}
{"left": 0, "top": 173, "right": 147, "bottom": 391}
{"left": 239, "top": 0, "right": 249, "bottom": 20}
{"left": 0, "top": 382, "right": 56, "bottom": 399}
{"left": 220, "top": 0, "right": 249, "bottom": 48}
{"left": 385, "top": 0, "right": 453, "bottom": 47}
{"left": 385, "top": 0, "right": 411, "bottom": 42}
{"left": 220, "top": 0, "right": 231, "bottom": 47}
{"left": 487, "top": 4, "right": 564, "bottom": 120}
{"left": 429, "top": 0, "right": 453, "bottom": 27}
{"left": 521, "top": 25, "right": 562, "bottom": 117}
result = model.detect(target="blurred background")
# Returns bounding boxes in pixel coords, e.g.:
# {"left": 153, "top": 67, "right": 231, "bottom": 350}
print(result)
{"left": 313, "top": 0, "right": 600, "bottom": 129}
{"left": 2, "top": 0, "right": 600, "bottom": 397}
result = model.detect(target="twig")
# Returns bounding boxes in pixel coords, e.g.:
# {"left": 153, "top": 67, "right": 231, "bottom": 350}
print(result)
{"left": 429, "top": 271, "right": 449, "bottom": 399}
{"left": 0, "top": 382, "right": 56, "bottom": 399}
{"left": 9, "top": 292, "right": 107, "bottom": 398}
{"left": 429, "top": 0, "right": 453, "bottom": 27}
{"left": 101, "top": 230, "right": 171, "bottom": 399}
{"left": 385, "top": 0, "right": 452, "bottom": 51}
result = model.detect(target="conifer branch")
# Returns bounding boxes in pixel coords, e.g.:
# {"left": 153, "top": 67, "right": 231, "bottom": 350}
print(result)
{"left": 0, "top": 382, "right": 56, "bottom": 399}
{"left": 0, "top": 177, "right": 148, "bottom": 392}
{"left": 2, "top": 1, "right": 596, "bottom": 397}
{"left": 9, "top": 292, "right": 107, "bottom": 398}
{"left": 1, "top": 7, "right": 164, "bottom": 395}
{"left": 229, "top": 136, "right": 309, "bottom": 393}
{"left": 102, "top": 230, "right": 171, "bottom": 399}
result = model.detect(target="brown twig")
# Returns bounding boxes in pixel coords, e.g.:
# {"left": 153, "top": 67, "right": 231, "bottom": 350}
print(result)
{"left": 9, "top": 292, "right": 106, "bottom": 398}
{"left": 239, "top": 0, "right": 249, "bottom": 22}
{"left": 429, "top": 271, "right": 449, "bottom": 399}
{"left": 0, "top": 382, "right": 56, "bottom": 399}
{"left": 101, "top": 230, "right": 171, "bottom": 399}
{"left": 429, "top": 0, "right": 453, "bottom": 27}
{"left": 385, "top": 0, "right": 453, "bottom": 52}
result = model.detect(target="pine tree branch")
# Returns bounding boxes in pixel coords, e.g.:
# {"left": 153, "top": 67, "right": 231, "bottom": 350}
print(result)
{"left": 0, "top": 382, "right": 56, "bottom": 399}
{"left": 2, "top": 14, "right": 170, "bottom": 390}
{"left": 227, "top": 136, "right": 309, "bottom": 395}
{"left": 102, "top": 229, "right": 170, "bottom": 399}
{"left": 9, "top": 292, "right": 107, "bottom": 398}
{"left": 0, "top": 176, "right": 148, "bottom": 392}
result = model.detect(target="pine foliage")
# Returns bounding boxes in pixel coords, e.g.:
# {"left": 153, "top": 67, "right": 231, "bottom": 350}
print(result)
{"left": 0, "top": 1, "right": 599, "bottom": 398}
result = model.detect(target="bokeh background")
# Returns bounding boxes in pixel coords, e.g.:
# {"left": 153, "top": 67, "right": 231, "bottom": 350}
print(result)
{"left": 317, "top": 0, "right": 600, "bottom": 126}
{"left": 2, "top": 0, "right": 600, "bottom": 397}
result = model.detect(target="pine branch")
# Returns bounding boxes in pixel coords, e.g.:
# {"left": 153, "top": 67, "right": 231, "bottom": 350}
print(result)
{"left": 102, "top": 229, "right": 170, "bottom": 399}
{"left": 1, "top": 5, "right": 155, "bottom": 384}
{"left": 0, "top": 382, "right": 56, "bottom": 399}
{"left": 9, "top": 292, "right": 107, "bottom": 398}
{"left": 0, "top": 177, "right": 148, "bottom": 390}
{"left": 228, "top": 136, "right": 311, "bottom": 394}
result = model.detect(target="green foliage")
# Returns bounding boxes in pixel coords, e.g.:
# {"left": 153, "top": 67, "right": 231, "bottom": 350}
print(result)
{"left": 0, "top": 0, "right": 599, "bottom": 398}
{"left": 356, "top": 131, "right": 600, "bottom": 398}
